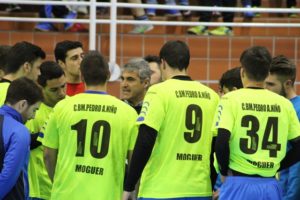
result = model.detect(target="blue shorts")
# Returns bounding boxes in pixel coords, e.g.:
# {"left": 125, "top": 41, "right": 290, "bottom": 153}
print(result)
{"left": 219, "top": 176, "right": 283, "bottom": 200}
{"left": 138, "top": 197, "right": 211, "bottom": 200}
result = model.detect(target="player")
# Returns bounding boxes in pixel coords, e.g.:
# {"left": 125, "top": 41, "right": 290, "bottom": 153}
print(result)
{"left": 43, "top": 51, "right": 138, "bottom": 199}
{"left": 265, "top": 55, "right": 300, "bottom": 200}
{"left": 144, "top": 55, "right": 162, "bottom": 85}
{"left": 214, "top": 46, "right": 300, "bottom": 200}
{"left": 54, "top": 40, "right": 85, "bottom": 96}
{"left": 26, "top": 61, "right": 66, "bottom": 199}
{"left": 123, "top": 40, "right": 219, "bottom": 199}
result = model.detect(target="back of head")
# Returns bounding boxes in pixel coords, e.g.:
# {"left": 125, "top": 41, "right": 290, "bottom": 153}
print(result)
{"left": 80, "top": 51, "right": 110, "bottom": 86}
{"left": 123, "top": 58, "right": 151, "bottom": 81}
{"left": 6, "top": 77, "right": 43, "bottom": 105}
{"left": 54, "top": 40, "right": 83, "bottom": 62}
{"left": 270, "top": 55, "right": 296, "bottom": 85}
{"left": 38, "top": 61, "right": 65, "bottom": 87}
{"left": 220, "top": 67, "right": 243, "bottom": 90}
{"left": 159, "top": 40, "right": 190, "bottom": 70}
{"left": 0, "top": 45, "right": 11, "bottom": 74}
{"left": 144, "top": 55, "right": 161, "bottom": 65}
{"left": 240, "top": 46, "right": 272, "bottom": 81}
{"left": 6, "top": 41, "right": 46, "bottom": 74}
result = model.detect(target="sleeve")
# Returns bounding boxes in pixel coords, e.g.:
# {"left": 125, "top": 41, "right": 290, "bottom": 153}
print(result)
{"left": 137, "top": 87, "right": 165, "bottom": 132}
{"left": 43, "top": 111, "right": 59, "bottom": 149}
{"left": 0, "top": 127, "right": 30, "bottom": 199}
{"left": 287, "top": 105, "right": 300, "bottom": 141}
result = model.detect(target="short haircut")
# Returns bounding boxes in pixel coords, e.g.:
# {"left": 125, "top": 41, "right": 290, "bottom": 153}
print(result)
{"left": 6, "top": 41, "right": 45, "bottom": 74}
{"left": 5, "top": 77, "right": 43, "bottom": 105}
{"left": 0, "top": 45, "right": 11, "bottom": 73}
{"left": 80, "top": 51, "right": 110, "bottom": 86}
{"left": 220, "top": 67, "right": 243, "bottom": 90}
{"left": 38, "top": 61, "right": 65, "bottom": 87}
{"left": 159, "top": 40, "right": 190, "bottom": 70}
{"left": 54, "top": 40, "right": 83, "bottom": 62}
{"left": 122, "top": 58, "right": 151, "bottom": 81}
{"left": 270, "top": 55, "right": 296, "bottom": 85}
{"left": 240, "top": 46, "right": 272, "bottom": 81}
{"left": 144, "top": 55, "right": 161, "bottom": 65}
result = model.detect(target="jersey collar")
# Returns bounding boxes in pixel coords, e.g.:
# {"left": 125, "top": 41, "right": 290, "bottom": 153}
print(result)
{"left": 84, "top": 90, "right": 107, "bottom": 95}
{"left": 171, "top": 75, "right": 192, "bottom": 81}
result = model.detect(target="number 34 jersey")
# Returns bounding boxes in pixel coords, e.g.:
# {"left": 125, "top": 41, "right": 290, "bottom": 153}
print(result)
{"left": 215, "top": 88, "right": 300, "bottom": 177}
{"left": 137, "top": 78, "right": 219, "bottom": 198}
{"left": 43, "top": 92, "right": 138, "bottom": 200}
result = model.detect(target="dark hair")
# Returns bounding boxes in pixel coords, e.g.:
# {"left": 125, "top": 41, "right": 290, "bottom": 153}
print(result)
{"left": 240, "top": 46, "right": 272, "bottom": 81}
{"left": 0, "top": 45, "right": 11, "bottom": 73}
{"left": 144, "top": 55, "right": 161, "bottom": 65}
{"left": 80, "top": 51, "right": 110, "bottom": 85}
{"left": 159, "top": 40, "right": 190, "bottom": 70}
{"left": 37, "top": 61, "right": 65, "bottom": 87}
{"left": 220, "top": 67, "right": 243, "bottom": 90}
{"left": 6, "top": 41, "right": 45, "bottom": 74}
{"left": 54, "top": 40, "right": 83, "bottom": 62}
{"left": 270, "top": 55, "right": 296, "bottom": 85}
{"left": 5, "top": 77, "right": 43, "bottom": 105}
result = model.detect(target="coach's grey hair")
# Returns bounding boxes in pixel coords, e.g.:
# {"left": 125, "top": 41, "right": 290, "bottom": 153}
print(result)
{"left": 122, "top": 58, "right": 151, "bottom": 81}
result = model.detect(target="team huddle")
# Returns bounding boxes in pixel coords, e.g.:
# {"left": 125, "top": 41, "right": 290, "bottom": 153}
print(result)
{"left": 0, "top": 40, "right": 300, "bottom": 200}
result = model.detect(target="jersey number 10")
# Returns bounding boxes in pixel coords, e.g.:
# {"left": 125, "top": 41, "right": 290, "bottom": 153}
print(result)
{"left": 71, "top": 119, "right": 111, "bottom": 159}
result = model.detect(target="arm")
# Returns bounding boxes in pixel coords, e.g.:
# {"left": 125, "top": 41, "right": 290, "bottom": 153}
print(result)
{"left": 44, "top": 146, "right": 58, "bottom": 182}
{"left": 215, "top": 128, "right": 231, "bottom": 176}
{"left": 0, "top": 130, "right": 30, "bottom": 199}
{"left": 210, "top": 137, "right": 217, "bottom": 187}
{"left": 123, "top": 124, "right": 157, "bottom": 192}
{"left": 279, "top": 136, "right": 300, "bottom": 171}
{"left": 30, "top": 132, "right": 42, "bottom": 150}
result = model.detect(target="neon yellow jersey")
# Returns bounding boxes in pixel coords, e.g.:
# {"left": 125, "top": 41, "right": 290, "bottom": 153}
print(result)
{"left": 43, "top": 92, "right": 138, "bottom": 200}
{"left": 0, "top": 82, "right": 10, "bottom": 106}
{"left": 137, "top": 78, "right": 219, "bottom": 198}
{"left": 26, "top": 103, "right": 53, "bottom": 199}
{"left": 215, "top": 88, "right": 300, "bottom": 177}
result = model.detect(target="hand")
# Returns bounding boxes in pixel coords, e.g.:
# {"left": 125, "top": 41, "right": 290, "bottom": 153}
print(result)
{"left": 122, "top": 191, "right": 132, "bottom": 200}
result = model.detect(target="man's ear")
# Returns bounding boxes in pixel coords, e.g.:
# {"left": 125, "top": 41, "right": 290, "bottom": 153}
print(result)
{"left": 15, "top": 100, "right": 29, "bottom": 113}
{"left": 22, "top": 62, "right": 31, "bottom": 74}
{"left": 58, "top": 60, "right": 65, "bottom": 69}
{"left": 144, "top": 78, "right": 150, "bottom": 89}
{"left": 284, "top": 79, "right": 293, "bottom": 89}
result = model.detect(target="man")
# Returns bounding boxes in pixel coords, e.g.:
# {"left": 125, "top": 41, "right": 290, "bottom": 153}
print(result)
{"left": 43, "top": 51, "right": 138, "bottom": 199}
{"left": 0, "top": 45, "right": 11, "bottom": 78}
{"left": 214, "top": 66, "right": 243, "bottom": 200}
{"left": 54, "top": 40, "right": 85, "bottom": 96}
{"left": 219, "top": 67, "right": 243, "bottom": 95}
{"left": 214, "top": 46, "right": 300, "bottom": 200}
{"left": 144, "top": 55, "right": 162, "bottom": 85}
{"left": 26, "top": 61, "right": 66, "bottom": 200}
{"left": 264, "top": 55, "right": 300, "bottom": 200}
{"left": 0, "top": 41, "right": 45, "bottom": 106}
{"left": 121, "top": 58, "right": 151, "bottom": 113}
{"left": 123, "top": 40, "right": 219, "bottom": 199}
{"left": 0, "top": 77, "right": 43, "bottom": 199}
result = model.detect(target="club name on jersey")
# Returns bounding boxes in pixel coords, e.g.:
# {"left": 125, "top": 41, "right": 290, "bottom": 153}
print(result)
{"left": 242, "top": 103, "right": 281, "bottom": 113}
{"left": 176, "top": 153, "right": 202, "bottom": 161}
{"left": 75, "top": 164, "right": 104, "bottom": 175}
{"left": 175, "top": 90, "right": 211, "bottom": 99}
{"left": 73, "top": 104, "right": 117, "bottom": 114}
{"left": 247, "top": 160, "right": 274, "bottom": 169}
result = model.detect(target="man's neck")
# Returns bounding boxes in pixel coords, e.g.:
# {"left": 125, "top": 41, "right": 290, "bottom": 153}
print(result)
{"left": 66, "top": 74, "right": 81, "bottom": 84}
{"left": 286, "top": 89, "right": 297, "bottom": 100}
{"left": 243, "top": 80, "right": 264, "bottom": 89}
{"left": 86, "top": 84, "right": 107, "bottom": 92}
{"left": 3, "top": 73, "right": 20, "bottom": 82}
{"left": 164, "top": 69, "right": 188, "bottom": 80}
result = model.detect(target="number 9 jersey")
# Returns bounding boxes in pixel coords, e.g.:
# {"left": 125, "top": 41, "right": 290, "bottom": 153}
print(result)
{"left": 43, "top": 92, "right": 138, "bottom": 200}
{"left": 214, "top": 88, "right": 300, "bottom": 177}
{"left": 136, "top": 77, "right": 219, "bottom": 198}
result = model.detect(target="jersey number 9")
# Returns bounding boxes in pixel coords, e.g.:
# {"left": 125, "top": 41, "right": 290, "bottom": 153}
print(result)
{"left": 184, "top": 104, "right": 202, "bottom": 143}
